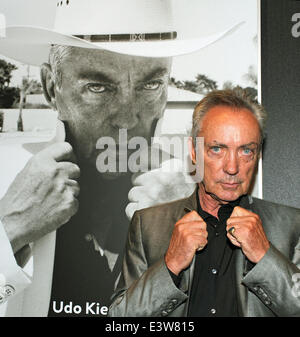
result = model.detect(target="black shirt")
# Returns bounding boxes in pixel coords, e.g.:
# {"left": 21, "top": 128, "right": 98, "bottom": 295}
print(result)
{"left": 170, "top": 191, "right": 241, "bottom": 317}
{"left": 47, "top": 173, "right": 132, "bottom": 317}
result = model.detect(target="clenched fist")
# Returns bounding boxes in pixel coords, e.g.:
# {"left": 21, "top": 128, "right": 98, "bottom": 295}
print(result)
{"left": 0, "top": 142, "right": 80, "bottom": 253}
{"left": 125, "top": 145, "right": 196, "bottom": 220}
{"left": 165, "top": 210, "right": 208, "bottom": 276}
{"left": 126, "top": 164, "right": 195, "bottom": 219}
{"left": 226, "top": 206, "right": 270, "bottom": 263}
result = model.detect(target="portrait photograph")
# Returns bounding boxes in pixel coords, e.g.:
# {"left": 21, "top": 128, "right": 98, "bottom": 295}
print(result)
{"left": 0, "top": 0, "right": 299, "bottom": 320}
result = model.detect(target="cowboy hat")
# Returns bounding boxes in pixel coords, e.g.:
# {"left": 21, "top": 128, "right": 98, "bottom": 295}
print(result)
{"left": 0, "top": 0, "right": 243, "bottom": 65}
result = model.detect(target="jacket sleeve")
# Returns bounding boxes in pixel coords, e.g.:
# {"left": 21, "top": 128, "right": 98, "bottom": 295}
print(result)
{"left": 0, "top": 220, "right": 32, "bottom": 306}
{"left": 109, "top": 211, "right": 188, "bottom": 317}
{"left": 242, "top": 241, "right": 300, "bottom": 316}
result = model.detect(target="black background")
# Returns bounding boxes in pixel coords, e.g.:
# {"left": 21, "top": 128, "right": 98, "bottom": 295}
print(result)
{"left": 261, "top": 0, "right": 300, "bottom": 209}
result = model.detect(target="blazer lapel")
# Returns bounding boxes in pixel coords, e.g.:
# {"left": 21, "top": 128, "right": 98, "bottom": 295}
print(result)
{"left": 234, "top": 248, "right": 247, "bottom": 316}
{"left": 178, "top": 189, "right": 198, "bottom": 316}
{"left": 234, "top": 194, "right": 255, "bottom": 317}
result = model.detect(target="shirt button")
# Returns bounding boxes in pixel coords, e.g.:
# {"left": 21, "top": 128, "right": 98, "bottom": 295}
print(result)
{"left": 215, "top": 231, "right": 220, "bottom": 237}
{"left": 167, "top": 302, "right": 175, "bottom": 310}
{"left": 210, "top": 308, "right": 216, "bottom": 314}
{"left": 257, "top": 288, "right": 264, "bottom": 295}
{"left": 3, "top": 285, "right": 15, "bottom": 297}
{"left": 211, "top": 268, "right": 218, "bottom": 275}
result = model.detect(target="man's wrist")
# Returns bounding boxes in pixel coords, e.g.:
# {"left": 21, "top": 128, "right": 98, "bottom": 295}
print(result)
{"left": 248, "top": 241, "right": 271, "bottom": 264}
{"left": 164, "top": 255, "right": 181, "bottom": 276}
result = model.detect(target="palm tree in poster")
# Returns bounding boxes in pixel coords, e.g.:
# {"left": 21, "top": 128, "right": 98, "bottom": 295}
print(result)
{"left": 17, "top": 77, "right": 41, "bottom": 131}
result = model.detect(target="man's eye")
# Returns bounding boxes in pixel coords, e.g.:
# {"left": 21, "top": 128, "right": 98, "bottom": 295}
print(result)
{"left": 211, "top": 146, "right": 221, "bottom": 153}
{"left": 143, "top": 81, "right": 161, "bottom": 90}
{"left": 242, "top": 148, "right": 253, "bottom": 155}
{"left": 87, "top": 84, "right": 106, "bottom": 93}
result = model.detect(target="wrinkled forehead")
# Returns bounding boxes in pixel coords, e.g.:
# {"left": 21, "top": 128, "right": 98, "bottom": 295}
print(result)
{"left": 56, "top": 46, "right": 172, "bottom": 77}
{"left": 201, "top": 106, "right": 261, "bottom": 145}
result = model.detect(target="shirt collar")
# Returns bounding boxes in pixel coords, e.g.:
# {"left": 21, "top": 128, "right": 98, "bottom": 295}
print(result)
{"left": 196, "top": 186, "right": 242, "bottom": 222}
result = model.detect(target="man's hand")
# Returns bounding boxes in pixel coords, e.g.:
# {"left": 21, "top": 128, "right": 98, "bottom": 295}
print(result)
{"left": 126, "top": 165, "right": 195, "bottom": 219}
{"left": 0, "top": 142, "right": 80, "bottom": 254}
{"left": 125, "top": 143, "right": 196, "bottom": 219}
{"left": 226, "top": 206, "right": 270, "bottom": 263}
{"left": 165, "top": 210, "right": 208, "bottom": 276}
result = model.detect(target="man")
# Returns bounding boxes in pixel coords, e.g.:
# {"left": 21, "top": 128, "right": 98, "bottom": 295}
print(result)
{"left": 0, "top": 46, "right": 178, "bottom": 315}
{"left": 0, "top": 0, "right": 235, "bottom": 316}
{"left": 109, "top": 89, "right": 300, "bottom": 317}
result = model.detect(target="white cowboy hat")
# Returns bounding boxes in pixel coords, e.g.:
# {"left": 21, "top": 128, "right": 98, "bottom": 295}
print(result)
{"left": 0, "top": 0, "right": 243, "bottom": 65}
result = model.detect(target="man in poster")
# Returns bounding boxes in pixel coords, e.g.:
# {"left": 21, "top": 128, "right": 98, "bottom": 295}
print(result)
{"left": 0, "top": 0, "right": 239, "bottom": 316}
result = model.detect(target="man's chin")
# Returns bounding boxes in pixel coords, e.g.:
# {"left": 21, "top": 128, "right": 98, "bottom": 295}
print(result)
{"left": 202, "top": 182, "right": 244, "bottom": 203}
{"left": 206, "top": 188, "right": 243, "bottom": 203}
{"left": 216, "top": 190, "right": 244, "bottom": 203}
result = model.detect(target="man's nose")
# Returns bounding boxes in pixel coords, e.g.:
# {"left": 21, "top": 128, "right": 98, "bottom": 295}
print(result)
{"left": 223, "top": 151, "right": 239, "bottom": 176}
{"left": 111, "top": 91, "right": 139, "bottom": 130}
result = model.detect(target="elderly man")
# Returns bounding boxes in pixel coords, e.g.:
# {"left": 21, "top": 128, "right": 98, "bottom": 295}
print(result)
{"left": 109, "top": 89, "right": 300, "bottom": 317}
{"left": 0, "top": 0, "right": 237, "bottom": 316}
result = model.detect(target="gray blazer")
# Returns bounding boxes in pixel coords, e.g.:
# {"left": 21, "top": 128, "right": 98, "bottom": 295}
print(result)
{"left": 109, "top": 189, "right": 300, "bottom": 317}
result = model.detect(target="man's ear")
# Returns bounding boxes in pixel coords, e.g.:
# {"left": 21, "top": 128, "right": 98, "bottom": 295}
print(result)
{"left": 40, "top": 63, "right": 57, "bottom": 111}
{"left": 188, "top": 136, "right": 197, "bottom": 164}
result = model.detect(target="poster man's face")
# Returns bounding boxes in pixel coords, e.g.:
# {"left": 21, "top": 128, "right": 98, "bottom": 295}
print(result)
{"left": 194, "top": 105, "right": 261, "bottom": 202}
{"left": 53, "top": 47, "right": 172, "bottom": 172}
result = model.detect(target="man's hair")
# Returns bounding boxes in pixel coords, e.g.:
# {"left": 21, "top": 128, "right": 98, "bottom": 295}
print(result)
{"left": 192, "top": 88, "right": 267, "bottom": 145}
{"left": 48, "top": 45, "right": 74, "bottom": 87}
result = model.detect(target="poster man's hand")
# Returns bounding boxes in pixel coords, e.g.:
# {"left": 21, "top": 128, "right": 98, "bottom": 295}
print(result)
{"left": 125, "top": 145, "right": 195, "bottom": 219}
{"left": 0, "top": 142, "right": 80, "bottom": 253}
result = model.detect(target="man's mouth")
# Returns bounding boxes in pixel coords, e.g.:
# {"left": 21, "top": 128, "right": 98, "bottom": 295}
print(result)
{"left": 221, "top": 183, "right": 240, "bottom": 190}
{"left": 220, "top": 182, "right": 240, "bottom": 190}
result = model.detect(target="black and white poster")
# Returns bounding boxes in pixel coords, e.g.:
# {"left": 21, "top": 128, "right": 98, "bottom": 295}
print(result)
{"left": 0, "top": 0, "right": 258, "bottom": 317}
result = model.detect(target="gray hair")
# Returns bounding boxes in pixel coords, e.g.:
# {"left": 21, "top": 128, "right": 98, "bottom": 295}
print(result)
{"left": 48, "top": 45, "right": 74, "bottom": 87}
{"left": 192, "top": 88, "right": 267, "bottom": 145}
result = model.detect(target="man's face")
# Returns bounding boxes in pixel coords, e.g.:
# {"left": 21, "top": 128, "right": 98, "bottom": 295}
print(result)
{"left": 53, "top": 47, "right": 171, "bottom": 174}
{"left": 195, "top": 105, "right": 261, "bottom": 202}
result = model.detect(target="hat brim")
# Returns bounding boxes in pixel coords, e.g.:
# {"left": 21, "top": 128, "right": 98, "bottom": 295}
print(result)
{"left": 0, "top": 22, "right": 244, "bottom": 66}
